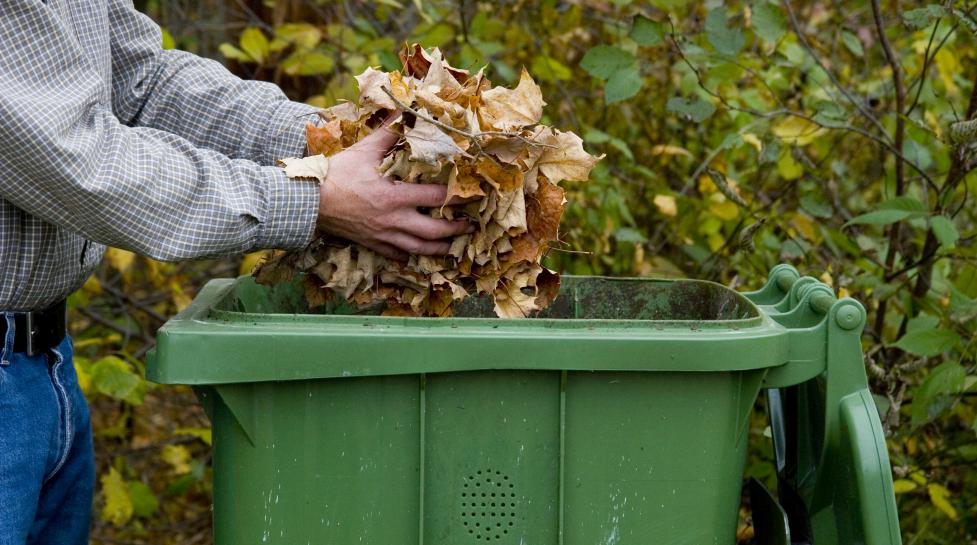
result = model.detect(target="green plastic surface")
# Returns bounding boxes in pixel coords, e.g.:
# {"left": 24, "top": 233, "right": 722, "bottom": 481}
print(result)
{"left": 148, "top": 268, "right": 901, "bottom": 545}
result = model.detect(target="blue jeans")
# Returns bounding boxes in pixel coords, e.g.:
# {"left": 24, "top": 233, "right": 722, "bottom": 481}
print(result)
{"left": 0, "top": 315, "right": 93, "bottom": 545}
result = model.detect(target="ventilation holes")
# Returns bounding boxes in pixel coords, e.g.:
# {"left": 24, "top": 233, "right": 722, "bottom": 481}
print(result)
{"left": 461, "top": 469, "right": 516, "bottom": 540}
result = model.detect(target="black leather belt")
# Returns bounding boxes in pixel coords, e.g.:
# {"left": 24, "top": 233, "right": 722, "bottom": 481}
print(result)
{"left": 0, "top": 300, "right": 67, "bottom": 357}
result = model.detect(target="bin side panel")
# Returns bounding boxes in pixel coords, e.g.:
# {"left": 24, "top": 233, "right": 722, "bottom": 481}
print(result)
{"left": 424, "top": 371, "right": 561, "bottom": 545}
{"left": 564, "top": 371, "right": 753, "bottom": 545}
{"left": 211, "top": 376, "right": 421, "bottom": 545}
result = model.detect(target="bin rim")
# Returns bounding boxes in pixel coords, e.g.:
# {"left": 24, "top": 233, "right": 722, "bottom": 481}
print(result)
{"left": 148, "top": 276, "right": 796, "bottom": 385}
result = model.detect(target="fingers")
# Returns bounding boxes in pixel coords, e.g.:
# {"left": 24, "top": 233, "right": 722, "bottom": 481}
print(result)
{"left": 358, "top": 125, "right": 401, "bottom": 158}
{"left": 392, "top": 182, "right": 450, "bottom": 208}
{"left": 394, "top": 212, "right": 473, "bottom": 240}
{"left": 379, "top": 231, "right": 452, "bottom": 256}
{"left": 445, "top": 194, "right": 482, "bottom": 206}
{"left": 380, "top": 110, "right": 402, "bottom": 127}
{"left": 362, "top": 240, "right": 408, "bottom": 262}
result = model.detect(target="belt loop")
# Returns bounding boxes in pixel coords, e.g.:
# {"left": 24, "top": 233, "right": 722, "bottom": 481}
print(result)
{"left": 1, "top": 313, "right": 15, "bottom": 366}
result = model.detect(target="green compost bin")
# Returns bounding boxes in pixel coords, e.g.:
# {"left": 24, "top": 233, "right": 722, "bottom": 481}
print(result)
{"left": 147, "top": 264, "right": 901, "bottom": 545}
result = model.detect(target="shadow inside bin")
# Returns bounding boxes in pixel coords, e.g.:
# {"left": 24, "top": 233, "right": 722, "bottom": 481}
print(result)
{"left": 220, "top": 275, "right": 758, "bottom": 322}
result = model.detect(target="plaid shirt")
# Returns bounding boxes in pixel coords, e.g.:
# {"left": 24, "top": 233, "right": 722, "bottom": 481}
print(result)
{"left": 0, "top": 0, "right": 320, "bottom": 311}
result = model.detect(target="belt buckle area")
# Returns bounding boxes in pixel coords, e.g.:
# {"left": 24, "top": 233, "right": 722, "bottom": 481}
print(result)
{"left": 24, "top": 312, "right": 39, "bottom": 357}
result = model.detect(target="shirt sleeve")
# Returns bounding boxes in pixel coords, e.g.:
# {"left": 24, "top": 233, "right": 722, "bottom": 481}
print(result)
{"left": 108, "top": 0, "right": 318, "bottom": 166}
{"left": 0, "top": 2, "right": 318, "bottom": 262}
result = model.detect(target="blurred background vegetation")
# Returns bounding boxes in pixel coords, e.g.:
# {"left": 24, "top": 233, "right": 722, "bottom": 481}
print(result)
{"left": 76, "top": 0, "right": 976, "bottom": 543}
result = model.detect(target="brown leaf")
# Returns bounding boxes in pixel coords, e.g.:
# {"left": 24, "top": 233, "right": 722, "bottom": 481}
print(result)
{"left": 354, "top": 67, "right": 399, "bottom": 113}
{"left": 535, "top": 129, "right": 603, "bottom": 184}
{"left": 448, "top": 234, "right": 470, "bottom": 260}
{"left": 506, "top": 233, "right": 544, "bottom": 264}
{"left": 405, "top": 111, "right": 468, "bottom": 165}
{"left": 431, "top": 272, "right": 468, "bottom": 300}
{"left": 494, "top": 189, "right": 527, "bottom": 234}
{"left": 399, "top": 43, "right": 432, "bottom": 78}
{"left": 306, "top": 119, "right": 343, "bottom": 156}
{"left": 534, "top": 267, "right": 561, "bottom": 308}
{"left": 493, "top": 279, "right": 538, "bottom": 318}
{"left": 425, "top": 287, "right": 455, "bottom": 317}
{"left": 255, "top": 257, "right": 295, "bottom": 285}
{"left": 319, "top": 101, "right": 360, "bottom": 122}
{"left": 527, "top": 178, "right": 566, "bottom": 243}
{"left": 303, "top": 275, "right": 330, "bottom": 308}
{"left": 382, "top": 304, "right": 415, "bottom": 317}
{"left": 475, "top": 155, "right": 524, "bottom": 193}
{"left": 399, "top": 43, "right": 469, "bottom": 84}
{"left": 279, "top": 155, "right": 330, "bottom": 183}
{"left": 380, "top": 149, "right": 413, "bottom": 181}
{"left": 481, "top": 136, "right": 526, "bottom": 164}
{"left": 324, "top": 246, "right": 361, "bottom": 299}
{"left": 479, "top": 68, "right": 545, "bottom": 131}
{"left": 419, "top": 48, "right": 464, "bottom": 99}
{"left": 446, "top": 163, "right": 487, "bottom": 202}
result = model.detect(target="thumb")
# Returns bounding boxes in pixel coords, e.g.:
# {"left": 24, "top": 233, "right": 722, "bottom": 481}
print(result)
{"left": 359, "top": 113, "right": 402, "bottom": 156}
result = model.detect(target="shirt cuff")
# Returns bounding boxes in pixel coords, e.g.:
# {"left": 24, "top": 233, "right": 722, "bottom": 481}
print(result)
{"left": 262, "top": 100, "right": 321, "bottom": 165}
{"left": 254, "top": 167, "right": 319, "bottom": 250}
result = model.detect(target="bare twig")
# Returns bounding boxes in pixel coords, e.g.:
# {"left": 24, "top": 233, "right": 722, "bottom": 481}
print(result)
{"left": 783, "top": 0, "right": 892, "bottom": 140}
{"left": 379, "top": 86, "right": 556, "bottom": 151}
{"left": 872, "top": 0, "right": 909, "bottom": 344}
{"left": 906, "top": 19, "right": 943, "bottom": 117}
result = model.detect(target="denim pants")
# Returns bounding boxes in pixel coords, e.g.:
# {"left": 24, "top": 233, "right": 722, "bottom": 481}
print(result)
{"left": 0, "top": 315, "right": 94, "bottom": 545}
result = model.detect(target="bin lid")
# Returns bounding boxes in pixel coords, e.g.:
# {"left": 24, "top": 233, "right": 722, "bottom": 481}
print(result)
{"left": 149, "top": 275, "right": 791, "bottom": 385}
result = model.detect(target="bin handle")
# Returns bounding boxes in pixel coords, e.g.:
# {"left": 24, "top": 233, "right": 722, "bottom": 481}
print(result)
{"left": 772, "top": 268, "right": 835, "bottom": 315}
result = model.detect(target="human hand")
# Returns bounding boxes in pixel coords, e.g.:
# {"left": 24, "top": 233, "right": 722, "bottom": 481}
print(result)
{"left": 317, "top": 124, "right": 472, "bottom": 261}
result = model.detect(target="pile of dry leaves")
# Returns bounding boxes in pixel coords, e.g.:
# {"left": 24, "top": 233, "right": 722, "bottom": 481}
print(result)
{"left": 257, "top": 45, "right": 602, "bottom": 317}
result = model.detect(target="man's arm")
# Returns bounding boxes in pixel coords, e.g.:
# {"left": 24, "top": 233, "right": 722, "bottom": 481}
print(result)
{"left": 0, "top": 3, "right": 317, "bottom": 262}
{"left": 104, "top": 1, "right": 476, "bottom": 259}
{"left": 107, "top": 0, "right": 314, "bottom": 165}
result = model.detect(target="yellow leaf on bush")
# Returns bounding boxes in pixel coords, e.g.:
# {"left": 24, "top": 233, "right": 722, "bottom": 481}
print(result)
{"left": 75, "top": 360, "right": 92, "bottom": 396}
{"left": 927, "top": 483, "right": 958, "bottom": 520}
{"left": 100, "top": 468, "right": 133, "bottom": 526}
{"left": 709, "top": 194, "right": 740, "bottom": 221}
{"left": 772, "top": 116, "right": 825, "bottom": 146}
{"left": 105, "top": 248, "right": 135, "bottom": 272}
{"left": 793, "top": 213, "right": 818, "bottom": 241}
{"left": 169, "top": 281, "right": 192, "bottom": 312}
{"left": 654, "top": 194, "right": 677, "bottom": 217}
{"left": 707, "top": 232, "right": 725, "bottom": 252}
{"left": 935, "top": 49, "right": 960, "bottom": 96}
{"left": 175, "top": 427, "right": 213, "bottom": 446}
{"left": 82, "top": 275, "right": 102, "bottom": 295}
{"left": 650, "top": 144, "right": 691, "bottom": 158}
{"left": 741, "top": 132, "right": 763, "bottom": 152}
{"left": 777, "top": 152, "right": 803, "bottom": 180}
{"left": 892, "top": 479, "right": 917, "bottom": 494}
{"left": 161, "top": 444, "right": 192, "bottom": 475}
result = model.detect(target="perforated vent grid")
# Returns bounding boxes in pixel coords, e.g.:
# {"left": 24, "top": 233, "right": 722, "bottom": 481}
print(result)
{"left": 460, "top": 469, "right": 517, "bottom": 541}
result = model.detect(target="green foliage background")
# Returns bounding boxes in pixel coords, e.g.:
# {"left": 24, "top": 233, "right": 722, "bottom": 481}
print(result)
{"left": 74, "top": 1, "right": 977, "bottom": 543}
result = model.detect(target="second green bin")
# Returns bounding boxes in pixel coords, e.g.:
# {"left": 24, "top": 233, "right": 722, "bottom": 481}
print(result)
{"left": 148, "top": 265, "right": 900, "bottom": 545}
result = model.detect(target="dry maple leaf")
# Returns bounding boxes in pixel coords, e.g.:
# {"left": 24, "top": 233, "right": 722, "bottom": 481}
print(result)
{"left": 479, "top": 68, "right": 546, "bottom": 131}
{"left": 405, "top": 112, "right": 469, "bottom": 165}
{"left": 260, "top": 44, "right": 602, "bottom": 318}
{"left": 535, "top": 129, "right": 605, "bottom": 184}
{"left": 278, "top": 155, "right": 330, "bottom": 183}
{"left": 305, "top": 119, "right": 343, "bottom": 156}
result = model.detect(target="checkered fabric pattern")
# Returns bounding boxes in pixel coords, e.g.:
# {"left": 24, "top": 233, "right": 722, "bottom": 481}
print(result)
{"left": 0, "top": 0, "right": 321, "bottom": 311}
